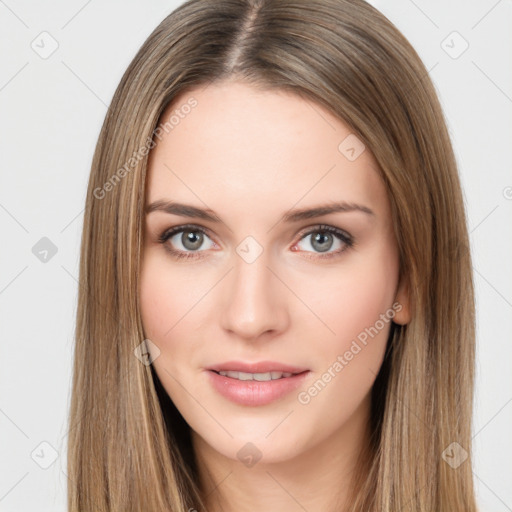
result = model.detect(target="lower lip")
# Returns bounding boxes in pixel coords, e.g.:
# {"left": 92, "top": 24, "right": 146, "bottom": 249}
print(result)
{"left": 206, "top": 370, "right": 310, "bottom": 406}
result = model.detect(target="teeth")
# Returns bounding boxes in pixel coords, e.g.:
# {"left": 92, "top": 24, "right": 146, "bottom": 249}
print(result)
{"left": 217, "top": 371, "right": 294, "bottom": 381}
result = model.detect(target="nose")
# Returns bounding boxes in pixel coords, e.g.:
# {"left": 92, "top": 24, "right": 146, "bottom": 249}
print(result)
{"left": 220, "top": 248, "right": 289, "bottom": 341}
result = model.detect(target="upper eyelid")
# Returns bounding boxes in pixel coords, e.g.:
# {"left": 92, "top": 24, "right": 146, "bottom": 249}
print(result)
{"left": 160, "top": 223, "right": 214, "bottom": 241}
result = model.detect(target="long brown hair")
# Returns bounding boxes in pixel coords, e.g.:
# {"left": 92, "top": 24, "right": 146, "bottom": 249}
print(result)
{"left": 67, "top": 0, "right": 477, "bottom": 510}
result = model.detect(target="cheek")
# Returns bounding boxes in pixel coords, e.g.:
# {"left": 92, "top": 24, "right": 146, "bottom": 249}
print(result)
{"left": 299, "top": 243, "right": 399, "bottom": 350}
{"left": 296, "top": 244, "right": 399, "bottom": 412}
{"left": 139, "top": 255, "right": 191, "bottom": 371}
{"left": 139, "top": 253, "right": 216, "bottom": 386}
{"left": 139, "top": 259, "right": 172, "bottom": 342}
{"left": 333, "top": 267, "right": 396, "bottom": 345}
{"left": 140, "top": 254, "right": 203, "bottom": 341}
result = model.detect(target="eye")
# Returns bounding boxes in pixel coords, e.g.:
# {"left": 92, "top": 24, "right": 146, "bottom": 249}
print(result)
{"left": 158, "top": 223, "right": 354, "bottom": 261}
{"left": 292, "top": 224, "right": 354, "bottom": 259}
{"left": 158, "top": 224, "right": 215, "bottom": 260}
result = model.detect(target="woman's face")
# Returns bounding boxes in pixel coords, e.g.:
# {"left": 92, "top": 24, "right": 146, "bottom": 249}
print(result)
{"left": 140, "top": 80, "right": 409, "bottom": 466}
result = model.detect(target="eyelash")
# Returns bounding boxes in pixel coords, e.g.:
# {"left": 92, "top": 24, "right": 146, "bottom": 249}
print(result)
{"left": 157, "top": 223, "right": 354, "bottom": 261}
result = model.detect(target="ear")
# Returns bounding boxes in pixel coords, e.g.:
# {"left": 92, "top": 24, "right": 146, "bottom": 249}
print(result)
{"left": 393, "top": 275, "right": 411, "bottom": 325}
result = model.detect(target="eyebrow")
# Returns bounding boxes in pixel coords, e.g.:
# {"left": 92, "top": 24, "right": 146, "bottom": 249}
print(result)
{"left": 145, "top": 200, "right": 375, "bottom": 223}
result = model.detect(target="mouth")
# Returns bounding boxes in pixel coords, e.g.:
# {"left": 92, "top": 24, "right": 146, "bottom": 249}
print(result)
{"left": 210, "top": 369, "right": 306, "bottom": 381}
{"left": 205, "top": 361, "right": 311, "bottom": 406}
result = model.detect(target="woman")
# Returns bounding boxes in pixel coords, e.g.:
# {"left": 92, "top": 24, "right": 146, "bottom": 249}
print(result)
{"left": 67, "top": 0, "right": 477, "bottom": 510}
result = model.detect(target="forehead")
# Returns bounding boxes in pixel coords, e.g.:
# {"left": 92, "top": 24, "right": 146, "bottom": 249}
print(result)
{"left": 146, "top": 80, "right": 387, "bottom": 219}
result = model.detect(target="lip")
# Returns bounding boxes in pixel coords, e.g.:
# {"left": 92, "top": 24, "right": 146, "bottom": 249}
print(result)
{"left": 205, "top": 360, "right": 309, "bottom": 374}
{"left": 205, "top": 363, "right": 310, "bottom": 407}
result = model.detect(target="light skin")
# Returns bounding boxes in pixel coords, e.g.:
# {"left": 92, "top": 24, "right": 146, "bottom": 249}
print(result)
{"left": 140, "top": 80, "right": 410, "bottom": 511}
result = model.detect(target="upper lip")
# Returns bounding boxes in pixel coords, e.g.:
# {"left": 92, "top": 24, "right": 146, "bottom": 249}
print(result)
{"left": 206, "top": 360, "right": 309, "bottom": 374}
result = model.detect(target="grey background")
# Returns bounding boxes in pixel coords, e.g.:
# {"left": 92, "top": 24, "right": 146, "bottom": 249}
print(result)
{"left": 1, "top": 0, "right": 511, "bottom": 510}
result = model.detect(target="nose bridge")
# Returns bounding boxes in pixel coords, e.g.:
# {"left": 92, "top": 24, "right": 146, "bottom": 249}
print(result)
{"left": 220, "top": 239, "right": 287, "bottom": 339}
